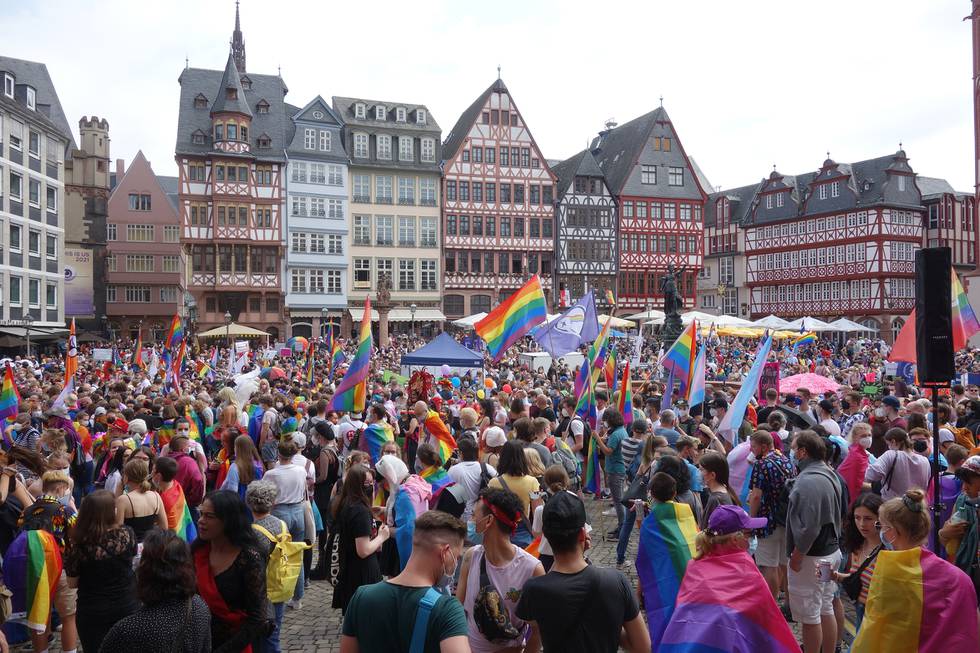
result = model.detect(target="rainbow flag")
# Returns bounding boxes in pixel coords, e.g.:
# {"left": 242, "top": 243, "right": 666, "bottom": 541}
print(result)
{"left": 952, "top": 271, "right": 980, "bottom": 350}
{"left": 2, "top": 529, "right": 63, "bottom": 632}
{"left": 660, "top": 547, "right": 801, "bottom": 652}
{"left": 576, "top": 356, "right": 601, "bottom": 493}
{"left": 161, "top": 482, "right": 197, "bottom": 542}
{"left": 618, "top": 362, "right": 633, "bottom": 426}
{"left": 525, "top": 535, "right": 541, "bottom": 559}
{"left": 171, "top": 338, "right": 186, "bottom": 392}
{"left": 661, "top": 321, "right": 696, "bottom": 396}
{"left": 132, "top": 330, "right": 145, "bottom": 370}
{"left": 687, "top": 341, "right": 706, "bottom": 408}
{"left": 156, "top": 419, "right": 176, "bottom": 448}
{"left": 636, "top": 501, "right": 698, "bottom": 651}
{"left": 185, "top": 407, "right": 202, "bottom": 442}
{"left": 420, "top": 464, "right": 453, "bottom": 503}
{"left": 195, "top": 359, "right": 211, "bottom": 379}
{"left": 359, "top": 421, "right": 394, "bottom": 465}
{"left": 424, "top": 410, "right": 456, "bottom": 465}
{"left": 604, "top": 349, "right": 617, "bottom": 391}
{"left": 474, "top": 275, "right": 547, "bottom": 362}
{"left": 0, "top": 363, "right": 20, "bottom": 422}
{"left": 328, "top": 297, "right": 372, "bottom": 413}
{"left": 64, "top": 318, "right": 78, "bottom": 386}
{"left": 605, "top": 289, "right": 616, "bottom": 306}
{"left": 165, "top": 314, "right": 184, "bottom": 350}
{"left": 790, "top": 332, "right": 816, "bottom": 355}
{"left": 852, "top": 547, "right": 978, "bottom": 653}
{"left": 304, "top": 341, "right": 315, "bottom": 385}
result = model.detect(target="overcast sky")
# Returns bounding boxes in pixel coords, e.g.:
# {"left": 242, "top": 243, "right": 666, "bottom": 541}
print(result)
{"left": 3, "top": 0, "right": 975, "bottom": 192}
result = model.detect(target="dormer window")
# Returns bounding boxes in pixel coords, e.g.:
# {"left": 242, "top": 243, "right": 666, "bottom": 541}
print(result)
{"left": 25, "top": 87, "right": 35, "bottom": 111}
{"left": 192, "top": 130, "right": 206, "bottom": 145}
{"left": 257, "top": 134, "right": 272, "bottom": 148}
{"left": 226, "top": 87, "right": 237, "bottom": 100}
{"left": 3, "top": 74, "right": 12, "bottom": 99}
{"left": 256, "top": 99, "right": 270, "bottom": 114}
{"left": 240, "top": 75, "right": 252, "bottom": 90}
{"left": 194, "top": 93, "right": 208, "bottom": 109}
{"left": 416, "top": 109, "right": 426, "bottom": 125}
{"left": 355, "top": 103, "right": 366, "bottom": 119}
{"left": 375, "top": 105, "right": 386, "bottom": 121}
{"left": 396, "top": 107, "right": 406, "bottom": 122}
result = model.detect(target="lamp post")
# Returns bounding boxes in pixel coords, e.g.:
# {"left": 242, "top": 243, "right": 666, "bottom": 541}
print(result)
{"left": 224, "top": 310, "right": 232, "bottom": 350}
{"left": 321, "top": 306, "right": 329, "bottom": 340}
{"left": 410, "top": 303, "right": 417, "bottom": 339}
{"left": 25, "top": 313, "right": 33, "bottom": 359}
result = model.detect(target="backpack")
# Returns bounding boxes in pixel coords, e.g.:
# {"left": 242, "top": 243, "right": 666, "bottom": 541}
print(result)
{"left": 252, "top": 519, "right": 311, "bottom": 603}
{"left": 478, "top": 461, "right": 492, "bottom": 493}
{"left": 345, "top": 425, "right": 365, "bottom": 453}
{"left": 553, "top": 440, "right": 581, "bottom": 491}
{"left": 434, "top": 483, "right": 467, "bottom": 518}
{"left": 247, "top": 409, "right": 264, "bottom": 447}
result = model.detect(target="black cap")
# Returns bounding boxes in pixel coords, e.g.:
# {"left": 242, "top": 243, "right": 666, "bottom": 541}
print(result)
{"left": 711, "top": 398, "right": 729, "bottom": 410}
{"left": 542, "top": 490, "right": 587, "bottom": 532}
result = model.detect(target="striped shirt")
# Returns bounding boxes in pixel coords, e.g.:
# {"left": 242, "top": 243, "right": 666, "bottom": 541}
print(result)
{"left": 621, "top": 436, "right": 643, "bottom": 471}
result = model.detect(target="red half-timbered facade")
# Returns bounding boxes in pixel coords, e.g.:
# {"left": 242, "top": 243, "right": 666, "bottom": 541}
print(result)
{"left": 919, "top": 177, "right": 978, "bottom": 270}
{"left": 174, "top": 8, "right": 287, "bottom": 336}
{"left": 589, "top": 107, "right": 707, "bottom": 311}
{"left": 440, "top": 78, "right": 557, "bottom": 317}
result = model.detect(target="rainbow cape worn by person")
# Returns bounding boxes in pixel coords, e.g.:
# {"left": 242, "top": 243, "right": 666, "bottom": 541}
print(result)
{"left": 423, "top": 410, "right": 456, "bottom": 465}
{"left": 328, "top": 297, "right": 372, "bottom": 413}
{"left": 161, "top": 481, "right": 197, "bottom": 542}
{"left": 359, "top": 421, "right": 394, "bottom": 465}
{"left": 660, "top": 546, "right": 801, "bottom": 652}
{"left": 661, "top": 321, "right": 696, "bottom": 396}
{"left": 474, "top": 275, "right": 547, "bottom": 362}
{"left": 635, "top": 500, "right": 697, "bottom": 651}
{"left": 0, "top": 363, "right": 21, "bottom": 422}
{"left": 852, "top": 547, "right": 978, "bottom": 653}
{"left": 2, "top": 529, "right": 63, "bottom": 632}
{"left": 617, "top": 361, "right": 633, "bottom": 426}
{"left": 420, "top": 464, "right": 453, "bottom": 506}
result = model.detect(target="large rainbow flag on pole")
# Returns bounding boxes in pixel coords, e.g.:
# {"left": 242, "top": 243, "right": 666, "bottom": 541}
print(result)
{"left": 660, "top": 547, "right": 802, "bottom": 652}
{"left": 575, "top": 356, "right": 601, "bottom": 493}
{"left": 474, "top": 275, "right": 547, "bottom": 362}
{"left": 165, "top": 313, "right": 184, "bottom": 350}
{"left": 617, "top": 361, "right": 633, "bottom": 426}
{"left": 2, "top": 529, "right": 63, "bottom": 633}
{"left": 0, "top": 363, "right": 21, "bottom": 422}
{"left": 851, "top": 547, "right": 978, "bottom": 653}
{"left": 64, "top": 318, "right": 78, "bottom": 386}
{"left": 327, "top": 297, "right": 372, "bottom": 413}
{"left": 660, "top": 321, "right": 697, "bottom": 396}
{"left": 132, "top": 329, "right": 145, "bottom": 370}
{"left": 635, "top": 501, "right": 698, "bottom": 651}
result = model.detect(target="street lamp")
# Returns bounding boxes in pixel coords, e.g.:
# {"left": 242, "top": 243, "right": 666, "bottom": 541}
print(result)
{"left": 25, "top": 313, "right": 33, "bottom": 359}
{"left": 410, "top": 303, "right": 417, "bottom": 339}
{"left": 224, "top": 310, "right": 232, "bottom": 349}
{"left": 321, "top": 306, "right": 329, "bottom": 340}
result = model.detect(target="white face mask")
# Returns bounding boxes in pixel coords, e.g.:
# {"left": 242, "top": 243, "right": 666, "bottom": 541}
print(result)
{"left": 746, "top": 452, "right": 757, "bottom": 464}
{"left": 858, "top": 436, "right": 872, "bottom": 449}
{"left": 874, "top": 408, "right": 886, "bottom": 418}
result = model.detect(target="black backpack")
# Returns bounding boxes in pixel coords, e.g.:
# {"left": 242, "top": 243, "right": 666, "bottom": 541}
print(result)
{"left": 434, "top": 483, "right": 467, "bottom": 518}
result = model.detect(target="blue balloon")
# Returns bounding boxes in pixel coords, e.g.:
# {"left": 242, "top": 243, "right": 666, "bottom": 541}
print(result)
{"left": 451, "top": 377, "right": 461, "bottom": 388}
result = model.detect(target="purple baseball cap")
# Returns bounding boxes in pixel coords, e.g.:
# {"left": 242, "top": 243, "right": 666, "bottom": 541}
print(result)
{"left": 708, "top": 505, "right": 768, "bottom": 535}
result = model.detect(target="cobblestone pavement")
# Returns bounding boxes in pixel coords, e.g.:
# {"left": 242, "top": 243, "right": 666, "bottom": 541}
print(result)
{"left": 38, "top": 495, "right": 855, "bottom": 652}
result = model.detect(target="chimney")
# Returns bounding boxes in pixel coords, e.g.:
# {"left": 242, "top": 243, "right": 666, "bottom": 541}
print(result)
{"left": 116, "top": 158, "right": 125, "bottom": 177}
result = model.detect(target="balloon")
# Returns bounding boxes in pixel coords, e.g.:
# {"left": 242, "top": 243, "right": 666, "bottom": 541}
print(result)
{"left": 484, "top": 378, "right": 494, "bottom": 388}
{"left": 440, "top": 364, "right": 451, "bottom": 376}
{"left": 477, "top": 389, "right": 485, "bottom": 399}
{"left": 451, "top": 377, "right": 461, "bottom": 388}
{"left": 502, "top": 384, "right": 512, "bottom": 394}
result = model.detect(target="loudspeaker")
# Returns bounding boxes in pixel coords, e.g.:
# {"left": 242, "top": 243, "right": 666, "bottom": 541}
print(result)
{"left": 915, "top": 247, "right": 954, "bottom": 384}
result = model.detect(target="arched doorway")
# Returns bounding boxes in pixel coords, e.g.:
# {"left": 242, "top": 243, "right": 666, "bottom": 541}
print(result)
{"left": 290, "top": 321, "right": 312, "bottom": 338}
{"left": 858, "top": 317, "right": 880, "bottom": 338}
{"left": 891, "top": 317, "right": 905, "bottom": 342}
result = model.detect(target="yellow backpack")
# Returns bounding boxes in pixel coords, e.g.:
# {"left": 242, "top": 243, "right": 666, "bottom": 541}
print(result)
{"left": 252, "top": 519, "right": 311, "bottom": 603}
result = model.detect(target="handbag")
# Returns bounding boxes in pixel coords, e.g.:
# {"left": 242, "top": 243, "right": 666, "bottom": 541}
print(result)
{"left": 621, "top": 467, "right": 652, "bottom": 508}
{"left": 472, "top": 553, "right": 522, "bottom": 643}
{"left": 841, "top": 546, "right": 880, "bottom": 602}
{"left": 871, "top": 454, "right": 898, "bottom": 496}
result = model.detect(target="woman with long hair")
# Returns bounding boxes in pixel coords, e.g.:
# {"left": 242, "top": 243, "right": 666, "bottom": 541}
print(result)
{"left": 698, "top": 451, "right": 740, "bottom": 529}
{"left": 114, "top": 458, "right": 168, "bottom": 542}
{"left": 832, "top": 492, "right": 883, "bottom": 627}
{"left": 330, "top": 465, "right": 389, "bottom": 613}
{"left": 865, "top": 428, "right": 930, "bottom": 500}
{"left": 104, "top": 444, "right": 132, "bottom": 496}
{"left": 64, "top": 489, "right": 139, "bottom": 652}
{"left": 219, "top": 434, "right": 264, "bottom": 500}
{"left": 193, "top": 490, "right": 268, "bottom": 652}
{"left": 656, "top": 454, "right": 703, "bottom": 526}
{"left": 488, "top": 440, "right": 541, "bottom": 547}
{"left": 101, "top": 528, "right": 212, "bottom": 652}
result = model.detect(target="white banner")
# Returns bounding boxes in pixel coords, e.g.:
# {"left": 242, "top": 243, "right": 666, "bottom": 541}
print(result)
{"left": 234, "top": 340, "right": 249, "bottom": 354}
{"left": 92, "top": 348, "right": 112, "bottom": 361}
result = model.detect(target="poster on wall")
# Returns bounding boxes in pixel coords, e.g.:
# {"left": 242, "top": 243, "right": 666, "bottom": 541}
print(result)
{"left": 64, "top": 248, "right": 95, "bottom": 317}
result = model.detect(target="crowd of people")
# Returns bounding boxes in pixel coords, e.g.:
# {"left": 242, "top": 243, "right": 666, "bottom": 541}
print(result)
{"left": 0, "top": 327, "right": 976, "bottom": 652}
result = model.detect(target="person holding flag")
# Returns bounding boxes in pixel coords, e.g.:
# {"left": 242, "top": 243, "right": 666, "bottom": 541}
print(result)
{"left": 65, "top": 318, "right": 78, "bottom": 385}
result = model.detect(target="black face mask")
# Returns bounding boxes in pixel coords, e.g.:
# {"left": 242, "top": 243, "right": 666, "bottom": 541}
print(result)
{"left": 912, "top": 440, "right": 928, "bottom": 454}
{"left": 840, "top": 400, "right": 850, "bottom": 411}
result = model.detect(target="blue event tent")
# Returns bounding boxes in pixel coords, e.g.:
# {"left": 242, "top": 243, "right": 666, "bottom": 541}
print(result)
{"left": 400, "top": 332, "right": 484, "bottom": 377}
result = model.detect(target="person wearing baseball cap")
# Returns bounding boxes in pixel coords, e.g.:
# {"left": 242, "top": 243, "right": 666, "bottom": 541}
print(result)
{"left": 939, "top": 455, "right": 980, "bottom": 575}
{"left": 515, "top": 491, "right": 650, "bottom": 653}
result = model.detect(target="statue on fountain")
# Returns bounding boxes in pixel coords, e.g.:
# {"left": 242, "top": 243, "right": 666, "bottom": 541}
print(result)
{"left": 660, "top": 264, "right": 684, "bottom": 346}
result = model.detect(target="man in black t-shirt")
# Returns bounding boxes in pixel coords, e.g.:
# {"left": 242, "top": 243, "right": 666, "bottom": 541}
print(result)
{"left": 515, "top": 492, "right": 649, "bottom": 653}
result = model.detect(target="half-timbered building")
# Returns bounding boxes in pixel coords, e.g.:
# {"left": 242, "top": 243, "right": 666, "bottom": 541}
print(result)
{"left": 589, "top": 107, "right": 708, "bottom": 312}
{"left": 739, "top": 151, "right": 924, "bottom": 340}
{"left": 441, "top": 78, "right": 557, "bottom": 318}
{"left": 918, "top": 176, "right": 978, "bottom": 271}
{"left": 551, "top": 149, "right": 617, "bottom": 308}
{"left": 699, "top": 185, "right": 751, "bottom": 316}
{"left": 174, "top": 5, "right": 287, "bottom": 337}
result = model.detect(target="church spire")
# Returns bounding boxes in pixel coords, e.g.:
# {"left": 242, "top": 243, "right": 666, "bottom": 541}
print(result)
{"left": 231, "top": 0, "right": 246, "bottom": 73}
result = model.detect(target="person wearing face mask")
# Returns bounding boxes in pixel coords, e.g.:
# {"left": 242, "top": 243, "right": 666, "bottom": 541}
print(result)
{"left": 456, "top": 488, "right": 544, "bottom": 653}
{"left": 836, "top": 422, "right": 876, "bottom": 507}
{"left": 869, "top": 395, "right": 906, "bottom": 457}
{"left": 746, "top": 430, "right": 795, "bottom": 600}
{"left": 939, "top": 455, "right": 980, "bottom": 599}
{"left": 340, "top": 511, "right": 468, "bottom": 653}
{"left": 851, "top": 488, "right": 979, "bottom": 652}
{"left": 864, "top": 428, "right": 930, "bottom": 500}
{"left": 659, "top": 505, "right": 801, "bottom": 652}
{"left": 839, "top": 391, "right": 866, "bottom": 442}
{"left": 785, "top": 432, "right": 843, "bottom": 653}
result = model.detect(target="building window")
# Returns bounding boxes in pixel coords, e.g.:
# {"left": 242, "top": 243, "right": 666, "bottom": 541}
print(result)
{"left": 126, "top": 254, "right": 154, "bottom": 272}
{"left": 46, "top": 186, "right": 57, "bottom": 212}
{"left": 107, "top": 224, "right": 116, "bottom": 241}
{"left": 160, "top": 286, "right": 178, "bottom": 303}
{"left": 375, "top": 105, "right": 386, "bottom": 120}
{"left": 319, "top": 130, "right": 331, "bottom": 151}
{"left": 326, "top": 234, "right": 343, "bottom": 254}
{"left": 398, "top": 217, "right": 416, "bottom": 246}
{"left": 126, "top": 225, "right": 154, "bottom": 241}
{"left": 376, "top": 258, "right": 392, "bottom": 285}
{"left": 290, "top": 269, "right": 306, "bottom": 293}
{"left": 28, "top": 131, "right": 40, "bottom": 157}
{"left": 25, "top": 88, "right": 35, "bottom": 111}
{"left": 377, "top": 135, "right": 392, "bottom": 160}
{"left": 398, "top": 177, "right": 415, "bottom": 205}
{"left": 398, "top": 259, "right": 415, "bottom": 290}
{"left": 421, "top": 259, "right": 437, "bottom": 290}
{"left": 125, "top": 285, "right": 151, "bottom": 303}
{"left": 420, "top": 217, "right": 437, "bottom": 247}
{"left": 106, "top": 255, "right": 116, "bottom": 272}
{"left": 376, "top": 216, "right": 393, "bottom": 245}
{"left": 8, "top": 225, "right": 21, "bottom": 253}
{"left": 776, "top": 192, "right": 785, "bottom": 207}
{"left": 399, "top": 136, "right": 413, "bottom": 161}
{"left": 353, "top": 133, "right": 368, "bottom": 158}
{"left": 325, "top": 270, "right": 342, "bottom": 294}
{"left": 421, "top": 138, "right": 435, "bottom": 162}
{"left": 128, "top": 193, "right": 151, "bottom": 211}
{"left": 45, "top": 233, "right": 57, "bottom": 259}
{"left": 9, "top": 120, "right": 23, "bottom": 151}
{"left": 668, "top": 167, "right": 684, "bottom": 186}
{"left": 446, "top": 181, "right": 456, "bottom": 202}
{"left": 28, "top": 230, "right": 40, "bottom": 256}
{"left": 819, "top": 184, "right": 828, "bottom": 200}
{"left": 375, "top": 175, "right": 393, "bottom": 203}
{"left": 304, "top": 128, "right": 316, "bottom": 149}
{"left": 353, "top": 215, "right": 370, "bottom": 245}
{"left": 162, "top": 255, "right": 180, "bottom": 273}
{"left": 416, "top": 109, "right": 426, "bottom": 125}
{"left": 28, "top": 179, "right": 40, "bottom": 206}
{"left": 830, "top": 181, "right": 840, "bottom": 198}
{"left": 641, "top": 165, "right": 656, "bottom": 185}
{"left": 3, "top": 74, "right": 13, "bottom": 98}
{"left": 9, "top": 277, "right": 20, "bottom": 306}
{"left": 446, "top": 215, "right": 457, "bottom": 236}
{"left": 9, "top": 172, "right": 21, "bottom": 200}
{"left": 420, "top": 178, "right": 437, "bottom": 205}
{"left": 354, "top": 103, "right": 366, "bottom": 119}
{"left": 45, "top": 283, "right": 56, "bottom": 308}
{"left": 164, "top": 225, "right": 179, "bottom": 242}
{"left": 396, "top": 107, "right": 406, "bottom": 122}
{"left": 353, "top": 175, "right": 370, "bottom": 202}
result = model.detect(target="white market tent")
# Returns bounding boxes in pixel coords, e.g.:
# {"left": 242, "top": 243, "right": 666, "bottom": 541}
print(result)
{"left": 828, "top": 317, "right": 872, "bottom": 332}
{"left": 751, "top": 314, "right": 791, "bottom": 329}
{"left": 598, "top": 314, "right": 636, "bottom": 329}
{"left": 644, "top": 311, "right": 753, "bottom": 327}
{"left": 623, "top": 309, "right": 666, "bottom": 322}
{"left": 450, "top": 312, "right": 487, "bottom": 329}
{"left": 781, "top": 316, "right": 839, "bottom": 332}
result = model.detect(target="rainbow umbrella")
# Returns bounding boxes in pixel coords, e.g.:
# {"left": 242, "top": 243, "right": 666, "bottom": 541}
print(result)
{"left": 260, "top": 366, "right": 287, "bottom": 381}
{"left": 286, "top": 336, "right": 309, "bottom": 353}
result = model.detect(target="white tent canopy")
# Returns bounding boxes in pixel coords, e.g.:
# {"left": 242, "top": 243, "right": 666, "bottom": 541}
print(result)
{"left": 450, "top": 312, "right": 487, "bottom": 329}
{"left": 623, "top": 309, "right": 666, "bottom": 322}
{"left": 827, "top": 318, "right": 872, "bottom": 332}
{"left": 781, "top": 316, "right": 838, "bottom": 332}
{"left": 645, "top": 311, "right": 754, "bottom": 327}
{"left": 751, "top": 314, "right": 791, "bottom": 329}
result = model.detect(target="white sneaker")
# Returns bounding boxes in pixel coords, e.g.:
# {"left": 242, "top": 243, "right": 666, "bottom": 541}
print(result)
{"left": 286, "top": 599, "right": 303, "bottom": 610}
{"left": 602, "top": 508, "right": 616, "bottom": 516}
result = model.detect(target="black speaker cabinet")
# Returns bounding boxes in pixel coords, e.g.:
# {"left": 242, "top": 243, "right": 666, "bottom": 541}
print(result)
{"left": 915, "top": 247, "right": 954, "bottom": 384}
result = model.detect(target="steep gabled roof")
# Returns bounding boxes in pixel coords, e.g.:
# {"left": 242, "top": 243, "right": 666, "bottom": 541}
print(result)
{"left": 210, "top": 53, "right": 252, "bottom": 117}
{"left": 0, "top": 56, "right": 75, "bottom": 148}
{"left": 551, "top": 148, "right": 606, "bottom": 198}
{"left": 590, "top": 107, "right": 664, "bottom": 195}
{"left": 441, "top": 78, "right": 507, "bottom": 162}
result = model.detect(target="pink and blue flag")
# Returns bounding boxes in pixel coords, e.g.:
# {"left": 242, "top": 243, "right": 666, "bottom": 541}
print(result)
{"left": 687, "top": 342, "right": 706, "bottom": 408}
{"left": 717, "top": 332, "right": 773, "bottom": 444}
